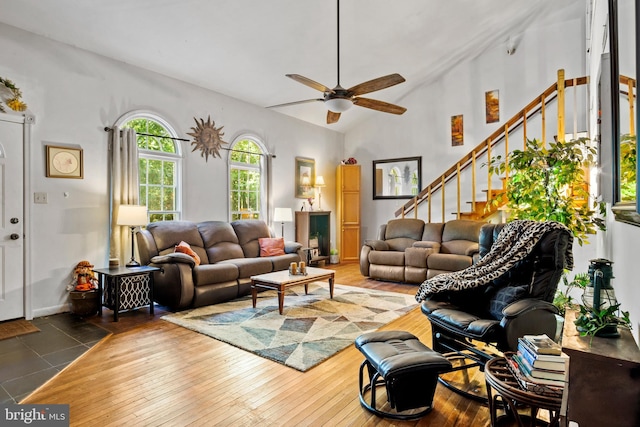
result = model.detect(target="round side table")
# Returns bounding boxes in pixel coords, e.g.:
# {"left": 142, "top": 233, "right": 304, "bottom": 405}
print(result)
{"left": 484, "top": 357, "right": 562, "bottom": 427}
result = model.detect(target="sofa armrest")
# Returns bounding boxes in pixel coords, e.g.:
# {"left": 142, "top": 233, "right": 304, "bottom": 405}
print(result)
{"left": 284, "top": 241, "right": 303, "bottom": 253}
{"left": 412, "top": 241, "right": 441, "bottom": 252}
{"left": 464, "top": 242, "right": 480, "bottom": 257}
{"left": 148, "top": 262, "right": 196, "bottom": 310}
{"left": 363, "top": 239, "right": 389, "bottom": 251}
{"left": 150, "top": 252, "right": 197, "bottom": 267}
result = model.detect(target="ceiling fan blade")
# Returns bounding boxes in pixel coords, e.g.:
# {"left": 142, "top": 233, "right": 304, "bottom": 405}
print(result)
{"left": 267, "top": 98, "right": 324, "bottom": 109}
{"left": 353, "top": 97, "right": 407, "bottom": 115}
{"left": 347, "top": 73, "right": 406, "bottom": 96}
{"left": 327, "top": 111, "right": 341, "bottom": 124}
{"left": 286, "top": 74, "right": 334, "bottom": 93}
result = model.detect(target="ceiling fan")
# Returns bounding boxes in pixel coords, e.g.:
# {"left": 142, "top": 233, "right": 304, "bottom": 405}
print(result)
{"left": 269, "top": 0, "right": 407, "bottom": 124}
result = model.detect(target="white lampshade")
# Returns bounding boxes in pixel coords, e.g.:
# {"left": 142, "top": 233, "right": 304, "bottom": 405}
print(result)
{"left": 274, "top": 207, "right": 293, "bottom": 222}
{"left": 315, "top": 176, "right": 326, "bottom": 187}
{"left": 116, "top": 204, "right": 148, "bottom": 226}
{"left": 325, "top": 97, "right": 352, "bottom": 113}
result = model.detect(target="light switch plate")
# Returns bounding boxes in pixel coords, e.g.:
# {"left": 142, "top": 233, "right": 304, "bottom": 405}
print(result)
{"left": 34, "top": 192, "right": 48, "bottom": 204}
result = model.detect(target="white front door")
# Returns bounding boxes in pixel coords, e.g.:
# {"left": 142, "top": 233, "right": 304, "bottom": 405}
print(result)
{"left": 0, "top": 115, "right": 24, "bottom": 321}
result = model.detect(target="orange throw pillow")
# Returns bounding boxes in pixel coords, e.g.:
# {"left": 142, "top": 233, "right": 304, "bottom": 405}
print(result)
{"left": 259, "top": 237, "right": 285, "bottom": 257}
{"left": 175, "top": 241, "right": 201, "bottom": 266}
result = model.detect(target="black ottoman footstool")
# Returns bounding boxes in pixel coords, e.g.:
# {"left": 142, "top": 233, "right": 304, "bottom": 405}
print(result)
{"left": 355, "top": 330, "right": 452, "bottom": 420}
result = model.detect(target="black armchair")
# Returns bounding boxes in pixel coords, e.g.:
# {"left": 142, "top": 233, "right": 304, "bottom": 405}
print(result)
{"left": 418, "top": 220, "right": 573, "bottom": 401}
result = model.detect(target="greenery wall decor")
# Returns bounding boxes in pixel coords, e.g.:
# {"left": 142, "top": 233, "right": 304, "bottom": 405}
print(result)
{"left": 488, "top": 137, "right": 606, "bottom": 245}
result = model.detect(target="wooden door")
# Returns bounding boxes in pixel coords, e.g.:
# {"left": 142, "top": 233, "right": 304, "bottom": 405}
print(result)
{"left": 0, "top": 115, "right": 25, "bottom": 321}
{"left": 337, "top": 165, "right": 360, "bottom": 263}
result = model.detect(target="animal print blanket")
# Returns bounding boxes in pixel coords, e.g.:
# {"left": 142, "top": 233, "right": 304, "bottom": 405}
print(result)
{"left": 415, "top": 220, "right": 573, "bottom": 302}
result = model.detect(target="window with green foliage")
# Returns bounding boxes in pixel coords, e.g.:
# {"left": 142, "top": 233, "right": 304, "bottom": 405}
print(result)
{"left": 229, "top": 137, "right": 265, "bottom": 221}
{"left": 122, "top": 114, "right": 182, "bottom": 222}
{"left": 620, "top": 133, "right": 637, "bottom": 202}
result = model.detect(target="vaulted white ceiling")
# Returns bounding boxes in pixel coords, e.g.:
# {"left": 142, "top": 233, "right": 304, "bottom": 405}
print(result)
{"left": 0, "top": 0, "right": 582, "bottom": 133}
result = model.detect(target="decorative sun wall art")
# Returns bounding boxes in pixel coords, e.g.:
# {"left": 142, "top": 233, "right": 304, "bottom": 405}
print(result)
{"left": 187, "top": 116, "right": 228, "bottom": 161}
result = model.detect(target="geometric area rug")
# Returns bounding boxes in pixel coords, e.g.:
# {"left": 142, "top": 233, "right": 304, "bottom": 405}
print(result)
{"left": 162, "top": 283, "right": 418, "bottom": 372}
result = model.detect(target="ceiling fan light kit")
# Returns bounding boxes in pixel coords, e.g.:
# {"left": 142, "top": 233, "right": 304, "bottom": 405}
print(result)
{"left": 325, "top": 97, "right": 352, "bottom": 113}
{"left": 270, "top": 0, "right": 406, "bottom": 124}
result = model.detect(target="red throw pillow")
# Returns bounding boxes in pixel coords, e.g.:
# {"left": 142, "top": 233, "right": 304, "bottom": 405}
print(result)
{"left": 259, "top": 237, "right": 285, "bottom": 257}
{"left": 175, "top": 241, "right": 201, "bottom": 266}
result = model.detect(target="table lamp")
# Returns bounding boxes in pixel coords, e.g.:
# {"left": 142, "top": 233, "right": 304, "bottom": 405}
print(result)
{"left": 315, "top": 175, "right": 326, "bottom": 210}
{"left": 273, "top": 207, "right": 292, "bottom": 238}
{"left": 116, "top": 204, "right": 148, "bottom": 267}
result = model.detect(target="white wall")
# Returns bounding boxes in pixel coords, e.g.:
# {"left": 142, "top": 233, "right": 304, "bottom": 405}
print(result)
{"left": 345, "top": 9, "right": 586, "bottom": 243}
{"left": 0, "top": 23, "right": 343, "bottom": 317}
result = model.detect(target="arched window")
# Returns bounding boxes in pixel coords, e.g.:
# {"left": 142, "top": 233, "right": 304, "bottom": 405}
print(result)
{"left": 119, "top": 111, "right": 182, "bottom": 222}
{"left": 229, "top": 136, "right": 266, "bottom": 221}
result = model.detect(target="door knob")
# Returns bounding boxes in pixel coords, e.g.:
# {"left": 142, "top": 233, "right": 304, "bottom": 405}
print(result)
{"left": 10, "top": 218, "right": 19, "bottom": 224}
{"left": 10, "top": 233, "right": 20, "bottom": 240}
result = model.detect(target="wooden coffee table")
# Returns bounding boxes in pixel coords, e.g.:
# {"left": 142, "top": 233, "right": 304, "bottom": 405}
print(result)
{"left": 251, "top": 266, "right": 335, "bottom": 314}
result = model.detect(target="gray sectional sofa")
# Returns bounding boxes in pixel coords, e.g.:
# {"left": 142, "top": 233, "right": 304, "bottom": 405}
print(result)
{"left": 360, "top": 218, "right": 486, "bottom": 284}
{"left": 137, "top": 219, "right": 303, "bottom": 310}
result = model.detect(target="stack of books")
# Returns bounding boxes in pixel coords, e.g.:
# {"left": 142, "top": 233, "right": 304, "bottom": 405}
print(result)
{"left": 505, "top": 334, "right": 568, "bottom": 397}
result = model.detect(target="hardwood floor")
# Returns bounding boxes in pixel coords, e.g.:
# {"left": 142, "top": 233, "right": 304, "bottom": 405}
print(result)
{"left": 22, "top": 263, "right": 491, "bottom": 426}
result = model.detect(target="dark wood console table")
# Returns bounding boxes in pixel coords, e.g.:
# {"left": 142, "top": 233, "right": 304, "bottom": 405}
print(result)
{"left": 561, "top": 310, "right": 640, "bottom": 427}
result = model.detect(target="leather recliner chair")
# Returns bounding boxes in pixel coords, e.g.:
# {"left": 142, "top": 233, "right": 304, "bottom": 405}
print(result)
{"left": 420, "top": 222, "right": 572, "bottom": 400}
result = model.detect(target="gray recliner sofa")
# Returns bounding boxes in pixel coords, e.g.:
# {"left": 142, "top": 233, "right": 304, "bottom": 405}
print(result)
{"left": 360, "top": 219, "right": 486, "bottom": 284}
{"left": 137, "top": 219, "right": 303, "bottom": 310}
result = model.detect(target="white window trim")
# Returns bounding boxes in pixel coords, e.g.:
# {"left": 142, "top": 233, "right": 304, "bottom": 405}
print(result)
{"left": 228, "top": 134, "right": 268, "bottom": 222}
{"left": 115, "top": 110, "right": 183, "bottom": 220}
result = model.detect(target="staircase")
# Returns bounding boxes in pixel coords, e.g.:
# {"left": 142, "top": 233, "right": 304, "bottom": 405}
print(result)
{"left": 396, "top": 70, "right": 637, "bottom": 222}
{"left": 394, "top": 70, "right": 590, "bottom": 222}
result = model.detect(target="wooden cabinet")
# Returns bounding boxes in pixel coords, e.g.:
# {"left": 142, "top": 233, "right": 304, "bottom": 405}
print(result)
{"left": 561, "top": 310, "right": 640, "bottom": 427}
{"left": 295, "top": 211, "right": 330, "bottom": 265}
{"left": 336, "top": 164, "right": 361, "bottom": 263}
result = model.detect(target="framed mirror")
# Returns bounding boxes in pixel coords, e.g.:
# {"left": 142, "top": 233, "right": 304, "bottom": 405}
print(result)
{"left": 608, "top": 0, "right": 640, "bottom": 225}
{"left": 373, "top": 156, "right": 422, "bottom": 200}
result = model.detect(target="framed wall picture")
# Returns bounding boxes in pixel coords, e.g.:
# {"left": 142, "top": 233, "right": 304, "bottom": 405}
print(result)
{"left": 485, "top": 89, "right": 500, "bottom": 123}
{"left": 46, "top": 145, "right": 83, "bottom": 178}
{"left": 295, "top": 157, "right": 315, "bottom": 198}
{"left": 451, "top": 114, "right": 464, "bottom": 146}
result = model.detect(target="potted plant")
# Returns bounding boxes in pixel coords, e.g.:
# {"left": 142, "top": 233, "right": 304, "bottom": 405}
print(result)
{"left": 554, "top": 269, "right": 632, "bottom": 342}
{"left": 487, "top": 137, "right": 606, "bottom": 245}
{"left": 329, "top": 248, "right": 339, "bottom": 264}
{"left": 574, "top": 303, "right": 631, "bottom": 341}
{"left": 553, "top": 272, "right": 589, "bottom": 316}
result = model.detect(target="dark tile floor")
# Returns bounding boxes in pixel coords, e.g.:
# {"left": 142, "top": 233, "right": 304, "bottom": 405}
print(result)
{"left": 0, "top": 313, "right": 110, "bottom": 403}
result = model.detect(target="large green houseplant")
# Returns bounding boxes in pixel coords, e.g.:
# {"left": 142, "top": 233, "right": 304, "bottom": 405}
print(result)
{"left": 487, "top": 137, "right": 606, "bottom": 245}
